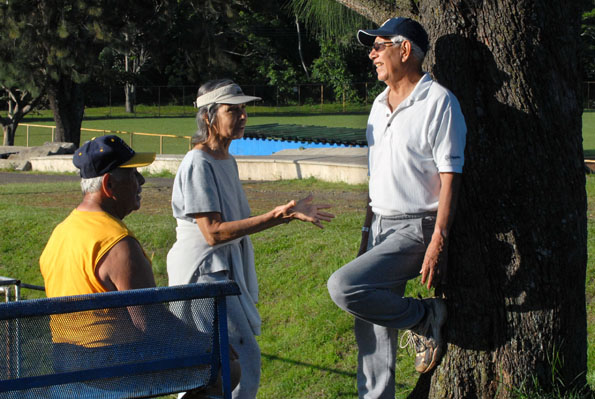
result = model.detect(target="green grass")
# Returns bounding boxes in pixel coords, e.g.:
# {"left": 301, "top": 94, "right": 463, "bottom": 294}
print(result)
{"left": 0, "top": 175, "right": 593, "bottom": 398}
{"left": 584, "top": 111, "right": 595, "bottom": 159}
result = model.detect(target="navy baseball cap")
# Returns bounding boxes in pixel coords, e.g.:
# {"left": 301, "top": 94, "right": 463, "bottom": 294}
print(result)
{"left": 73, "top": 135, "right": 156, "bottom": 178}
{"left": 357, "top": 17, "right": 429, "bottom": 54}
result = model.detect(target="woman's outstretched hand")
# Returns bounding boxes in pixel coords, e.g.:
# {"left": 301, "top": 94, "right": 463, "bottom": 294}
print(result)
{"left": 277, "top": 194, "right": 335, "bottom": 228}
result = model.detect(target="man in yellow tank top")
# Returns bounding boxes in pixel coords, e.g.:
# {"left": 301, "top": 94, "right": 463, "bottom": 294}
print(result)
{"left": 39, "top": 135, "right": 239, "bottom": 398}
{"left": 40, "top": 135, "right": 157, "bottom": 346}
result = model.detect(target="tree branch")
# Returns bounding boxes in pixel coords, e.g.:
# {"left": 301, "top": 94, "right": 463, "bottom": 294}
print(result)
{"left": 333, "top": 0, "right": 416, "bottom": 24}
{"left": 222, "top": 50, "right": 255, "bottom": 57}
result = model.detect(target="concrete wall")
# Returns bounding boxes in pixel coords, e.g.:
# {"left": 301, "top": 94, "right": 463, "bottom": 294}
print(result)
{"left": 30, "top": 151, "right": 369, "bottom": 185}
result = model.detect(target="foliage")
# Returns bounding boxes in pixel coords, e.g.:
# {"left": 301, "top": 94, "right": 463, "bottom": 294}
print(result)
{"left": 257, "top": 59, "right": 301, "bottom": 102}
{"left": 311, "top": 41, "right": 361, "bottom": 103}
{"left": 153, "top": 0, "right": 312, "bottom": 88}
{"left": 0, "top": 2, "right": 48, "bottom": 144}
{"left": 286, "top": 0, "right": 373, "bottom": 42}
{"left": 581, "top": 0, "right": 595, "bottom": 80}
{"left": 0, "top": 0, "right": 153, "bottom": 145}
{"left": 582, "top": 0, "right": 595, "bottom": 80}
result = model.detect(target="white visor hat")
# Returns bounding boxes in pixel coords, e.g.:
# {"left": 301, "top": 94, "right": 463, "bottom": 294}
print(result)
{"left": 194, "top": 84, "right": 261, "bottom": 108}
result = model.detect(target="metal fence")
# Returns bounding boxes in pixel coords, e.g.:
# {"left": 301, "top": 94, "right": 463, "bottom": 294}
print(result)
{"left": 17, "top": 124, "right": 192, "bottom": 154}
{"left": 99, "top": 81, "right": 595, "bottom": 112}
{"left": 0, "top": 82, "right": 385, "bottom": 116}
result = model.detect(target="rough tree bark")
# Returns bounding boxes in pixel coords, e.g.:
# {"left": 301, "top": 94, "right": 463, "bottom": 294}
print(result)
{"left": 337, "top": 0, "right": 588, "bottom": 397}
{"left": 47, "top": 77, "right": 85, "bottom": 148}
{"left": 420, "top": 1, "right": 587, "bottom": 397}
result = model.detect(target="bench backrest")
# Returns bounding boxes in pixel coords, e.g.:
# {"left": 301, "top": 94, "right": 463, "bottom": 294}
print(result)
{"left": 0, "top": 281, "right": 240, "bottom": 399}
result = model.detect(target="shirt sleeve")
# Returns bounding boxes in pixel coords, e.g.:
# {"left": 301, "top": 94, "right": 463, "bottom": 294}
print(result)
{"left": 431, "top": 92, "right": 467, "bottom": 173}
{"left": 179, "top": 155, "right": 221, "bottom": 217}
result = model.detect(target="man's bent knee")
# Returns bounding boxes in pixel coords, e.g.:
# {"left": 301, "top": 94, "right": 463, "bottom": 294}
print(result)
{"left": 327, "top": 269, "right": 350, "bottom": 311}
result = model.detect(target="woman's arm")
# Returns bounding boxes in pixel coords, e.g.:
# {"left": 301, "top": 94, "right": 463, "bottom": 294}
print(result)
{"left": 194, "top": 194, "right": 334, "bottom": 246}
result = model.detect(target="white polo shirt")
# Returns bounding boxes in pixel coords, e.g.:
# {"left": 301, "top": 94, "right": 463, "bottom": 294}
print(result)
{"left": 367, "top": 73, "right": 466, "bottom": 216}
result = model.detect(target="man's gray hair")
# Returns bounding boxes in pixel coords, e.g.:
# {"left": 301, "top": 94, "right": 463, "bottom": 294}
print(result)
{"left": 80, "top": 175, "right": 103, "bottom": 194}
{"left": 80, "top": 168, "right": 130, "bottom": 194}
{"left": 392, "top": 35, "right": 426, "bottom": 63}
{"left": 192, "top": 78, "right": 235, "bottom": 146}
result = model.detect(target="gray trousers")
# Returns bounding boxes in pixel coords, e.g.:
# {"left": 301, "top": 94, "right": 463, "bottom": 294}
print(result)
{"left": 193, "top": 272, "right": 261, "bottom": 399}
{"left": 328, "top": 214, "right": 435, "bottom": 399}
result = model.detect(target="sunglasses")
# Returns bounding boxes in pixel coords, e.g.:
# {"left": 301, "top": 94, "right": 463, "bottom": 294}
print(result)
{"left": 371, "top": 41, "right": 396, "bottom": 52}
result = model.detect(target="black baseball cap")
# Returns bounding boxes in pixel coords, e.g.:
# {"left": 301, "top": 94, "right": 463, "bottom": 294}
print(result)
{"left": 357, "top": 17, "right": 429, "bottom": 54}
{"left": 73, "top": 135, "right": 156, "bottom": 178}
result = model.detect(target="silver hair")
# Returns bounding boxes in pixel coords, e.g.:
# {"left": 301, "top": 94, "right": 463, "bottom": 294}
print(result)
{"left": 192, "top": 78, "right": 236, "bottom": 146}
{"left": 391, "top": 35, "right": 426, "bottom": 63}
{"left": 80, "top": 176, "right": 103, "bottom": 194}
{"left": 79, "top": 168, "right": 131, "bottom": 194}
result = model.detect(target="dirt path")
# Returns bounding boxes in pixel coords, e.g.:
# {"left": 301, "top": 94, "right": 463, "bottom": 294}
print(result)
{"left": 0, "top": 172, "right": 368, "bottom": 214}
{"left": 0, "top": 172, "right": 173, "bottom": 188}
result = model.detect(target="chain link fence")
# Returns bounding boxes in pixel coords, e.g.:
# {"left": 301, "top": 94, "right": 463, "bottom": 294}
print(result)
{"left": 3, "top": 82, "right": 386, "bottom": 116}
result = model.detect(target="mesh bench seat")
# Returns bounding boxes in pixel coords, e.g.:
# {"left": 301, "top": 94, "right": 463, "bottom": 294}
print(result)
{"left": 0, "top": 281, "right": 240, "bottom": 399}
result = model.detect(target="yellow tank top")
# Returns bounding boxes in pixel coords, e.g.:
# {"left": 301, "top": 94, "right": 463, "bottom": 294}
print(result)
{"left": 40, "top": 209, "right": 148, "bottom": 347}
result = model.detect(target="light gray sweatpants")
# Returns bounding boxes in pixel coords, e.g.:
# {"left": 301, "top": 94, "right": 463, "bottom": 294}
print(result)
{"left": 328, "top": 213, "right": 435, "bottom": 399}
{"left": 179, "top": 272, "right": 261, "bottom": 399}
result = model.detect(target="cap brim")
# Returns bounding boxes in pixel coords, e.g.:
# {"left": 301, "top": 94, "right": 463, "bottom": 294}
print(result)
{"left": 120, "top": 152, "right": 156, "bottom": 168}
{"left": 357, "top": 29, "right": 393, "bottom": 46}
{"left": 216, "top": 94, "right": 262, "bottom": 105}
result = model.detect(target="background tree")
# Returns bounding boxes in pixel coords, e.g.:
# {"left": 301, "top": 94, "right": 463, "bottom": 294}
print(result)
{"left": 0, "top": 3, "right": 47, "bottom": 146}
{"left": 29, "top": 0, "right": 122, "bottom": 147}
{"left": 288, "top": 0, "right": 380, "bottom": 103}
{"left": 581, "top": 0, "right": 595, "bottom": 109}
{"left": 0, "top": 87, "right": 44, "bottom": 147}
{"left": 0, "top": 0, "right": 156, "bottom": 147}
{"left": 292, "top": 0, "right": 589, "bottom": 397}
{"left": 108, "top": 0, "right": 174, "bottom": 114}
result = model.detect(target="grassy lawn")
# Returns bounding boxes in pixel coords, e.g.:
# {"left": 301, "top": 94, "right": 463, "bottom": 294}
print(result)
{"left": 584, "top": 111, "right": 595, "bottom": 159}
{"left": 0, "top": 175, "right": 593, "bottom": 398}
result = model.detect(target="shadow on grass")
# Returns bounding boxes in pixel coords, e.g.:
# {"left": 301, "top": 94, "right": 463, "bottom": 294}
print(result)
{"left": 585, "top": 149, "right": 595, "bottom": 159}
{"left": 261, "top": 352, "right": 356, "bottom": 378}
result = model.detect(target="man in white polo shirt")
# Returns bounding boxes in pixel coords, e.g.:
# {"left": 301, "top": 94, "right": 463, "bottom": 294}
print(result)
{"left": 327, "top": 17, "right": 466, "bottom": 398}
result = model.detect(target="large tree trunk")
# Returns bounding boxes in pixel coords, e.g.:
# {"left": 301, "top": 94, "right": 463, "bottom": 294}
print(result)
{"left": 47, "top": 77, "right": 85, "bottom": 147}
{"left": 335, "top": 0, "right": 587, "bottom": 397}
{"left": 413, "top": 1, "right": 586, "bottom": 398}
{"left": 2, "top": 123, "right": 17, "bottom": 146}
